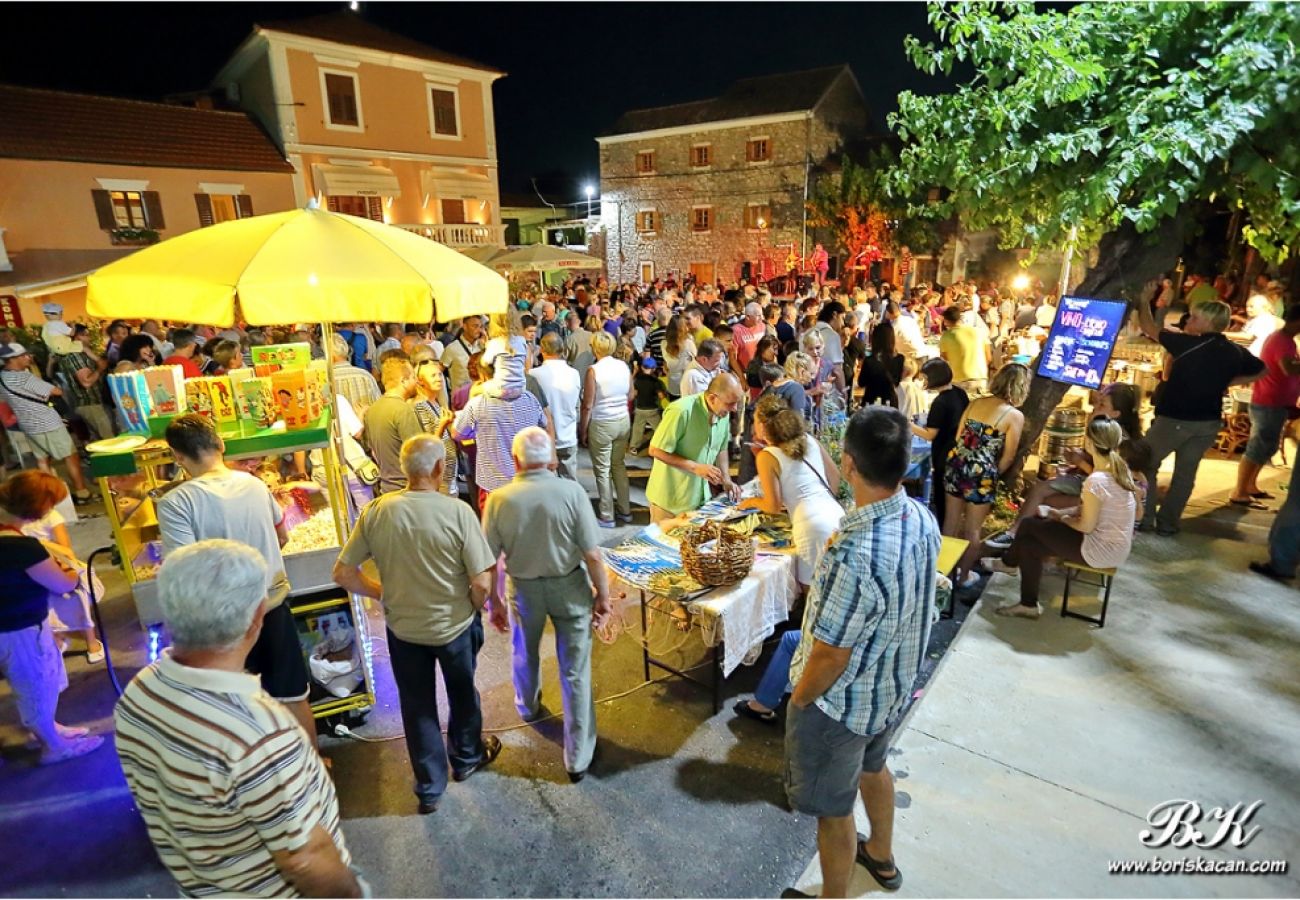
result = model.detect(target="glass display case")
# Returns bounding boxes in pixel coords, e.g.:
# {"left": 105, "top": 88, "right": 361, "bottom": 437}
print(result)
{"left": 88, "top": 413, "right": 375, "bottom": 720}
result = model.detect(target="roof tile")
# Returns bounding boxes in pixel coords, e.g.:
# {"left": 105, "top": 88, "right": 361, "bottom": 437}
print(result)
{"left": 258, "top": 11, "right": 503, "bottom": 74}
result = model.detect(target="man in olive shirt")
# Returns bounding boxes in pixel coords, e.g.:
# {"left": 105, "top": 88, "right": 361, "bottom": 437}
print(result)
{"left": 646, "top": 373, "right": 745, "bottom": 523}
{"left": 482, "top": 427, "right": 611, "bottom": 781}
{"left": 363, "top": 356, "right": 423, "bottom": 494}
{"left": 333, "top": 435, "right": 501, "bottom": 814}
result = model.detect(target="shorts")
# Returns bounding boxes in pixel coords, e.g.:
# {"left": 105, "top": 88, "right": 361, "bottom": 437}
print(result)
{"left": 784, "top": 701, "right": 893, "bottom": 818}
{"left": 25, "top": 426, "right": 75, "bottom": 461}
{"left": 1245, "top": 404, "right": 1287, "bottom": 466}
{"left": 0, "top": 622, "right": 67, "bottom": 731}
{"left": 245, "top": 602, "right": 310, "bottom": 702}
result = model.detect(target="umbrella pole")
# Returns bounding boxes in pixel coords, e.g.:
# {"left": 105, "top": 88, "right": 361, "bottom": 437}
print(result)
{"left": 320, "top": 321, "right": 352, "bottom": 542}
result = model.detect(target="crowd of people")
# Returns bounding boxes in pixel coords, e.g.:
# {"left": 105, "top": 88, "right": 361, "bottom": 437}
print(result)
{"left": 1, "top": 260, "right": 1296, "bottom": 896}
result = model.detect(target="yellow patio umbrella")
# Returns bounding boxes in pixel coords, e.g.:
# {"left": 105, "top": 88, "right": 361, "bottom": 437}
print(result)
{"left": 86, "top": 204, "right": 508, "bottom": 326}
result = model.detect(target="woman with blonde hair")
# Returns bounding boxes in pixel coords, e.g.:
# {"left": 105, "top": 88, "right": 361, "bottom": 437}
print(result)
{"left": 580, "top": 330, "right": 632, "bottom": 526}
{"left": 662, "top": 315, "right": 697, "bottom": 399}
{"left": 943, "top": 362, "right": 1031, "bottom": 586}
{"left": 983, "top": 417, "right": 1138, "bottom": 618}
{"left": 737, "top": 394, "right": 843, "bottom": 586}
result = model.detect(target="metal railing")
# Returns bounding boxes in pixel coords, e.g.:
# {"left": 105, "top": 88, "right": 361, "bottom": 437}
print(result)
{"left": 392, "top": 223, "right": 506, "bottom": 247}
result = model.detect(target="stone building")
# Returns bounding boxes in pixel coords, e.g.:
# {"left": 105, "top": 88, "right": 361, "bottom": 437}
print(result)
{"left": 596, "top": 65, "right": 869, "bottom": 286}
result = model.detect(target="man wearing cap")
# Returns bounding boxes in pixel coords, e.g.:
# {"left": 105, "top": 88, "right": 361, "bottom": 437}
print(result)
{"left": 646, "top": 372, "right": 745, "bottom": 523}
{"left": 0, "top": 343, "right": 94, "bottom": 503}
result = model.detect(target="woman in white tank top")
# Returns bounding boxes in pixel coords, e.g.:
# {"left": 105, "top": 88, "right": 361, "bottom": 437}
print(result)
{"left": 580, "top": 331, "right": 633, "bottom": 525}
{"left": 737, "top": 394, "right": 845, "bottom": 585}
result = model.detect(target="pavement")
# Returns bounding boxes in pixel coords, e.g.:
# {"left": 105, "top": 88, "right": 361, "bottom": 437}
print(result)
{"left": 2, "top": 452, "right": 1297, "bottom": 897}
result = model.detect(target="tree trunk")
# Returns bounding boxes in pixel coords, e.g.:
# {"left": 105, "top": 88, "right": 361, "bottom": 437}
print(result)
{"left": 1005, "top": 214, "right": 1190, "bottom": 489}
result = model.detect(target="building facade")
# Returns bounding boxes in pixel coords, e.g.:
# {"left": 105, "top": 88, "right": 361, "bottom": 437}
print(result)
{"left": 0, "top": 84, "right": 296, "bottom": 324}
{"left": 214, "top": 11, "right": 506, "bottom": 248}
{"left": 596, "top": 66, "right": 869, "bottom": 286}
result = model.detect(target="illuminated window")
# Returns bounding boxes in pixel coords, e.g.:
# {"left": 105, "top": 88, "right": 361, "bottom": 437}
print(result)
{"left": 110, "top": 190, "right": 147, "bottom": 227}
{"left": 635, "top": 209, "right": 658, "bottom": 233}
{"left": 744, "top": 204, "right": 771, "bottom": 230}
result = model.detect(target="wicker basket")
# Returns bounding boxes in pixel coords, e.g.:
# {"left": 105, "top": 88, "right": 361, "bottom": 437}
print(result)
{"left": 679, "top": 520, "right": 755, "bottom": 587}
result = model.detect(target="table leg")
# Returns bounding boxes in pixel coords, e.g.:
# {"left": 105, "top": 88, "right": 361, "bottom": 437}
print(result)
{"left": 639, "top": 589, "right": 650, "bottom": 682}
{"left": 712, "top": 643, "right": 721, "bottom": 714}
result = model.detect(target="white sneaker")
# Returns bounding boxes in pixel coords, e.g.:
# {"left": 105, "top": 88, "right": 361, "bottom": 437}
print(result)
{"left": 995, "top": 601, "right": 1042, "bottom": 619}
{"left": 979, "top": 557, "right": 1020, "bottom": 576}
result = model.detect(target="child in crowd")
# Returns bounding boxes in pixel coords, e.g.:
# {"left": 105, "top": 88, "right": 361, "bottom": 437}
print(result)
{"left": 629, "top": 357, "right": 667, "bottom": 455}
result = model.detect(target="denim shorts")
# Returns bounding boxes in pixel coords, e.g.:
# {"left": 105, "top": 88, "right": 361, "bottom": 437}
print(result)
{"left": 1245, "top": 404, "right": 1287, "bottom": 466}
{"left": 784, "top": 702, "right": 893, "bottom": 818}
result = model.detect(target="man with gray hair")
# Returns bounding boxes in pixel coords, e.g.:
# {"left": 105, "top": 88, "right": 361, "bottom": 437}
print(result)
{"left": 329, "top": 332, "right": 380, "bottom": 418}
{"left": 116, "top": 540, "right": 360, "bottom": 898}
{"left": 334, "top": 434, "right": 501, "bottom": 814}
{"left": 482, "top": 427, "right": 611, "bottom": 781}
{"left": 530, "top": 333, "right": 581, "bottom": 480}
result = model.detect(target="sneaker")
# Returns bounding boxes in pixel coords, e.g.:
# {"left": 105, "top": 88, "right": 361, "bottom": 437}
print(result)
{"left": 597, "top": 517, "right": 616, "bottom": 529}
{"left": 985, "top": 531, "right": 1015, "bottom": 550}
{"left": 979, "top": 557, "right": 1019, "bottom": 576}
{"left": 995, "top": 601, "right": 1042, "bottom": 619}
{"left": 615, "top": 512, "right": 634, "bottom": 525}
{"left": 39, "top": 734, "right": 104, "bottom": 765}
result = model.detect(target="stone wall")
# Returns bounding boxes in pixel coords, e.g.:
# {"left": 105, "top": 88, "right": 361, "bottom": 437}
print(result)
{"left": 598, "top": 73, "right": 868, "bottom": 285}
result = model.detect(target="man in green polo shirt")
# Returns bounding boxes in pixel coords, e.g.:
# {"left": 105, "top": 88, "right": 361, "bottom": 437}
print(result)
{"left": 646, "top": 372, "right": 746, "bottom": 522}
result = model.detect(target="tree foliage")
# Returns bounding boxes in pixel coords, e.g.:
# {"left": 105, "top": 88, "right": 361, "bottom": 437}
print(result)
{"left": 807, "top": 150, "right": 945, "bottom": 271}
{"left": 888, "top": 1, "right": 1300, "bottom": 264}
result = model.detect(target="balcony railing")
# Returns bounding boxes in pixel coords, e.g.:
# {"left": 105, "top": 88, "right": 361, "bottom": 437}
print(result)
{"left": 393, "top": 223, "right": 506, "bottom": 248}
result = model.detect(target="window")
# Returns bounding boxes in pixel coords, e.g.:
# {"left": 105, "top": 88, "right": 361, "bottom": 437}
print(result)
{"left": 195, "top": 193, "right": 253, "bottom": 226}
{"left": 322, "top": 70, "right": 361, "bottom": 129}
{"left": 690, "top": 144, "right": 712, "bottom": 168}
{"left": 326, "top": 195, "right": 383, "bottom": 222}
{"left": 746, "top": 137, "right": 772, "bottom": 163}
{"left": 636, "top": 151, "right": 656, "bottom": 175}
{"left": 441, "top": 198, "right": 468, "bottom": 225}
{"left": 691, "top": 206, "right": 712, "bottom": 233}
{"left": 429, "top": 87, "right": 459, "bottom": 137}
{"left": 744, "top": 203, "right": 772, "bottom": 230}
{"left": 635, "top": 209, "right": 658, "bottom": 234}
{"left": 111, "top": 190, "right": 147, "bottom": 227}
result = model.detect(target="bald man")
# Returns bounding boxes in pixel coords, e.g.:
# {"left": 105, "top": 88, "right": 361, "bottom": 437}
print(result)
{"left": 645, "top": 372, "right": 745, "bottom": 522}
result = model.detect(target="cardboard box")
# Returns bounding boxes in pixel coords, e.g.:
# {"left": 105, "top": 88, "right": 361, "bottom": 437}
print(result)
{"left": 240, "top": 376, "right": 278, "bottom": 429}
{"left": 142, "top": 366, "right": 186, "bottom": 416}
{"left": 227, "top": 368, "right": 256, "bottom": 420}
{"left": 185, "top": 380, "right": 214, "bottom": 419}
{"left": 107, "top": 371, "right": 152, "bottom": 434}
{"left": 205, "top": 376, "right": 238, "bottom": 423}
{"left": 271, "top": 369, "right": 312, "bottom": 429}
{"left": 252, "top": 343, "right": 312, "bottom": 371}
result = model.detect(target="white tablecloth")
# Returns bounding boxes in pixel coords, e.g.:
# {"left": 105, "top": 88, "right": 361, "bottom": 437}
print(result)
{"left": 607, "top": 549, "right": 798, "bottom": 677}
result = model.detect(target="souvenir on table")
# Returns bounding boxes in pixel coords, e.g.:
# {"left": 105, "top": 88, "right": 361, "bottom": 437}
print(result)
{"left": 227, "top": 368, "right": 256, "bottom": 419}
{"left": 252, "top": 342, "right": 312, "bottom": 370}
{"left": 185, "top": 380, "right": 214, "bottom": 419}
{"left": 240, "top": 376, "right": 278, "bottom": 428}
{"left": 142, "top": 365, "right": 186, "bottom": 416}
{"left": 271, "top": 369, "right": 312, "bottom": 429}
{"left": 107, "top": 371, "right": 153, "bottom": 434}
{"left": 254, "top": 363, "right": 281, "bottom": 377}
{"left": 206, "top": 375, "right": 238, "bottom": 423}
{"left": 305, "top": 366, "right": 328, "bottom": 419}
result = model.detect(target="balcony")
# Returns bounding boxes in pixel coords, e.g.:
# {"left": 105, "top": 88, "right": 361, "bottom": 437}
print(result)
{"left": 393, "top": 223, "right": 506, "bottom": 248}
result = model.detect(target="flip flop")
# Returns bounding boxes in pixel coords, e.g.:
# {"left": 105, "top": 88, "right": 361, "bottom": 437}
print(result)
{"left": 856, "top": 833, "right": 903, "bottom": 891}
{"left": 1251, "top": 491, "right": 1275, "bottom": 500}
{"left": 1228, "top": 498, "right": 1268, "bottom": 510}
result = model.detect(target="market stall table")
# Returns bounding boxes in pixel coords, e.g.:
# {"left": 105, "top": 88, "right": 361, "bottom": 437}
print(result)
{"left": 603, "top": 498, "right": 799, "bottom": 712}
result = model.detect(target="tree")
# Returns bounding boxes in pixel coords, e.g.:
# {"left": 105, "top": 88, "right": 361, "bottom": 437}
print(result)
{"left": 887, "top": 1, "right": 1300, "bottom": 478}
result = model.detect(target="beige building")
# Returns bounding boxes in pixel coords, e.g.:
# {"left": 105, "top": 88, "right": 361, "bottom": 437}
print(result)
{"left": 214, "top": 11, "right": 506, "bottom": 248}
{"left": 0, "top": 84, "right": 296, "bottom": 325}
{"left": 596, "top": 66, "right": 869, "bottom": 286}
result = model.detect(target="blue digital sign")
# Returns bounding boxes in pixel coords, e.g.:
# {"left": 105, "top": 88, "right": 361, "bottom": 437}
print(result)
{"left": 1036, "top": 295, "right": 1128, "bottom": 389}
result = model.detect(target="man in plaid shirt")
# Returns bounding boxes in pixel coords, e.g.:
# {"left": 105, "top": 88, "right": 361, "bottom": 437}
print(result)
{"left": 784, "top": 406, "right": 939, "bottom": 897}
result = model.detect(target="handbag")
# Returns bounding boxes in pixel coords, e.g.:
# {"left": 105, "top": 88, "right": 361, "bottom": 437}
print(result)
{"left": 0, "top": 399, "right": 16, "bottom": 429}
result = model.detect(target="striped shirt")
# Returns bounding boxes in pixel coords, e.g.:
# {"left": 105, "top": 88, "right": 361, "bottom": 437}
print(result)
{"left": 452, "top": 390, "right": 547, "bottom": 492}
{"left": 789, "top": 488, "right": 939, "bottom": 737}
{"left": 114, "top": 652, "right": 349, "bottom": 897}
{"left": 331, "top": 364, "right": 381, "bottom": 420}
{"left": 0, "top": 370, "right": 63, "bottom": 434}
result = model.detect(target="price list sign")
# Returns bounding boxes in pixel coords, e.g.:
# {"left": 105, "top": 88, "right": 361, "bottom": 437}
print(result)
{"left": 1036, "top": 295, "right": 1128, "bottom": 388}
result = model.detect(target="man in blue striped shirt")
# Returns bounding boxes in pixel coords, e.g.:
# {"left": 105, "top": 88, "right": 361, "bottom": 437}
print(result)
{"left": 785, "top": 406, "right": 940, "bottom": 897}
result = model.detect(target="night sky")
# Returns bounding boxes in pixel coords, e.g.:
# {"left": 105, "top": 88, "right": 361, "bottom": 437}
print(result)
{"left": 5, "top": 2, "right": 958, "bottom": 202}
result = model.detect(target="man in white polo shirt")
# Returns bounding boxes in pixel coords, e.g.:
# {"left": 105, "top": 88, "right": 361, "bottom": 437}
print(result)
{"left": 529, "top": 333, "right": 581, "bottom": 480}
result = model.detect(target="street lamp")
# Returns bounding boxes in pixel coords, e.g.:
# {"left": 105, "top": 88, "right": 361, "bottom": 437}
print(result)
{"left": 1011, "top": 272, "right": 1031, "bottom": 293}
{"left": 584, "top": 184, "right": 594, "bottom": 219}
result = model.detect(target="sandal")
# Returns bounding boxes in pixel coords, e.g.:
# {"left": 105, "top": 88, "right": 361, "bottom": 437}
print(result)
{"left": 1228, "top": 497, "right": 1268, "bottom": 510}
{"left": 856, "top": 833, "right": 903, "bottom": 891}
{"left": 1251, "top": 491, "right": 1275, "bottom": 500}
{"left": 732, "top": 699, "right": 777, "bottom": 724}
{"left": 39, "top": 734, "right": 104, "bottom": 765}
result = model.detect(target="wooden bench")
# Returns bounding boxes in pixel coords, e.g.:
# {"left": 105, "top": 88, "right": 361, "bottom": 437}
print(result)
{"left": 1061, "top": 562, "right": 1116, "bottom": 628}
